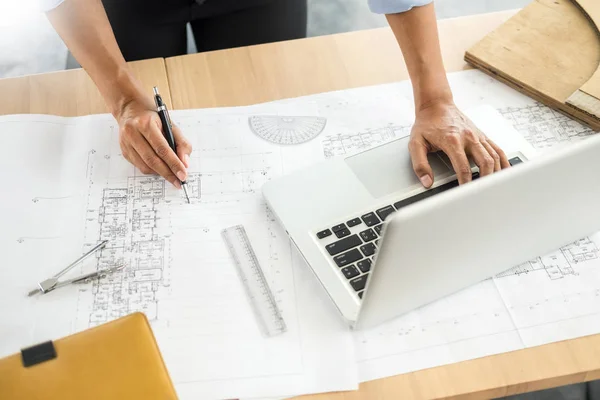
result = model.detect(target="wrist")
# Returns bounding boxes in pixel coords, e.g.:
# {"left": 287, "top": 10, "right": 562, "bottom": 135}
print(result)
{"left": 415, "top": 89, "right": 454, "bottom": 116}
{"left": 411, "top": 72, "right": 454, "bottom": 115}
{"left": 102, "top": 67, "right": 151, "bottom": 119}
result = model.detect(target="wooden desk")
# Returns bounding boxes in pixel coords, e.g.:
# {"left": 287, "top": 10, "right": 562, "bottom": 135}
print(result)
{"left": 164, "top": 10, "right": 600, "bottom": 400}
{"left": 0, "top": 58, "right": 172, "bottom": 116}
{"left": 1, "top": 9, "right": 599, "bottom": 400}
{"left": 167, "top": 11, "right": 511, "bottom": 109}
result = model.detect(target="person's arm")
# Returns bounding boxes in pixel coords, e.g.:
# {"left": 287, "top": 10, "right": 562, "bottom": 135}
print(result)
{"left": 385, "top": 3, "right": 510, "bottom": 187}
{"left": 45, "top": 0, "right": 191, "bottom": 188}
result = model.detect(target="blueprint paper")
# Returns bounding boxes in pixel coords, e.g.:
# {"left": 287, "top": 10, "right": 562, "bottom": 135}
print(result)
{"left": 0, "top": 110, "right": 357, "bottom": 399}
{"left": 493, "top": 234, "right": 600, "bottom": 347}
{"left": 2, "top": 68, "right": 600, "bottom": 397}
{"left": 180, "top": 70, "right": 600, "bottom": 389}
{"left": 312, "top": 69, "right": 600, "bottom": 383}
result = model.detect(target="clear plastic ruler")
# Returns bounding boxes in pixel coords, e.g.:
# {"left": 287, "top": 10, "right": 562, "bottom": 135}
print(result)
{"left": 221, "top": 225, "right": 287, "bottom": 337}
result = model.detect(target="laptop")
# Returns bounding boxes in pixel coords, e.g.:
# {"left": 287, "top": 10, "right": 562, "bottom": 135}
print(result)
{"left": 262, "top": 106, "right": 600, "bottom": 329}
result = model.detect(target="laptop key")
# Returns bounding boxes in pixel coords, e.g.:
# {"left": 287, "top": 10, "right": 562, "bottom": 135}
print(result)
{"left": 326, "top": 234, "right": 362, "bottom": 256}
{"left": 347, "top": 218, "right": 362, "bottom": 227}
{"left": 341, "top": 265, "right": 360, "bottom": 279}
{"left": 357, "top": 259, "right": 371, "bottom": 273}
{"left": 335, "top": 228, "right": 351, "bottom": 239}
{"left": 361, "top": 243, "right": 377, "bottom": 257}
{"left": 350, "top": 274, "right": 369, "bottom": 292}
{"left": 334, "top": 249, "right": 363, "bottom": 267}
{"left": 376, "top": 205, "right": 395, "bottom": 221}
{"left": 374, "top": 224, "right": 383, "bottom": 235}
{"left": 358, "top": 291, "right": 364, "bottom": 299}
{"left": 317, "top": 229, "right": 332, "bottom": 239}
{"left": 332, "top": 223, "right": 347, "bottom": 233}
{"left": 359, "top": 228, "right": 377, "bottom": 242}
{"left": 361, "top": 212, "right": 380, "bottom": 227}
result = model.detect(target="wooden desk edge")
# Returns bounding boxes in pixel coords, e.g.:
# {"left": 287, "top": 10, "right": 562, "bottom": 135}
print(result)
{"left": 0, "top": 58, "right": 172, "bottom": 116}
{"left": 299, "top": 333, "right": 600, "bottom": 400}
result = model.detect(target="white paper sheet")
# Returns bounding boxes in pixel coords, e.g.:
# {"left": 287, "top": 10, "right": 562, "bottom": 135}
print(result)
{"left": 311, "top": 70, "right": 600, "bottom": 383}
{"left": 2, "top": 69, "right": 600, "bottom": 398}
{"left": 0, "top": 109, "right": 357, "bottom": 399}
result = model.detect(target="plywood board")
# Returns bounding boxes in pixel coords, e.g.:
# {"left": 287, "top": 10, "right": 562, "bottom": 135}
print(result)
{"left": 465, "top": 0, "right": 600, "bottom": 130}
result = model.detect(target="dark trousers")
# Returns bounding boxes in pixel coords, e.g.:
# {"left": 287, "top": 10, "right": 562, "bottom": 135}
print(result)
{"left": 101, "top": 0, "right": 308, "bottom": 61}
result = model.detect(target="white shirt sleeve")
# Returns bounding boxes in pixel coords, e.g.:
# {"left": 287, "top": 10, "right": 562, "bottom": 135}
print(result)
{"left": 41, "top": 0, "right": 430, "bottom": 14}
{"left": 39, "top": 0, "right": 65, "bottom": 12}
{"left": 368, "top": 0, "right": 433, "bottom": 14}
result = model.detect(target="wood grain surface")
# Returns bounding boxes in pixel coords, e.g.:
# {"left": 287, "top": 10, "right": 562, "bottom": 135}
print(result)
{"left": 466, "top": 0, "right": 600, "bottom": 130}
{"left": 165, "top": 11, "right": 516, "bottom": 109}
{"left": 0, "top": 58, "right": 171, "bottom": 116}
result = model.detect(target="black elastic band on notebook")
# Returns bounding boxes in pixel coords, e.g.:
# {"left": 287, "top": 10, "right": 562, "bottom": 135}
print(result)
{"left": 21, "top": 341, "right": 57, "bottom": 367}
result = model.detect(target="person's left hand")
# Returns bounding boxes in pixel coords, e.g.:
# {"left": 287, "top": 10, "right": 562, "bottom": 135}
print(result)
{"left": 408, "top": 100, "right": 511, "bottom": 188}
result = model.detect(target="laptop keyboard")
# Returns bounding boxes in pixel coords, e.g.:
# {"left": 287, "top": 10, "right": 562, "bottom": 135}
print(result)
{"left": 316, "top": 156, "right": 524, "bottom": 300}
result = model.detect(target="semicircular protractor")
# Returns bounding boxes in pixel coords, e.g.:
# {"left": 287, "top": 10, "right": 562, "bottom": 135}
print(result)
{"left": 248, "top": 115, "right": 327, "bottom": 145}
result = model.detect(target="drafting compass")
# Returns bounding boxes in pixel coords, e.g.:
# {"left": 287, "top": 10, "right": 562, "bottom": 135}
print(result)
{"left": 27, "top": 240, "right": 123, "bottom": 297}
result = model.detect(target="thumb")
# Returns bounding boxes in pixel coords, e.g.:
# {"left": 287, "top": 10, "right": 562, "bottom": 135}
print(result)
{"left": 409, "top": 139, "right": 434, "bottom": 188}
{"left": 172, "top": 124, "right": 192, "bottom": 168}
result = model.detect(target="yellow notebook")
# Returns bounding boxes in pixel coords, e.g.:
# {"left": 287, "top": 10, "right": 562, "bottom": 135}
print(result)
{"left": 0, "top": 312, "right": 177, "bottom": 400}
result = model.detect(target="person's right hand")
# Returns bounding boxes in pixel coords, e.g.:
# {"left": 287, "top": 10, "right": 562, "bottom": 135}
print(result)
{"left": 408, "top": 100, "right": 510, "bottom": 188}
{"left": 116, "top": 96, "right": 192, "bottom": 188}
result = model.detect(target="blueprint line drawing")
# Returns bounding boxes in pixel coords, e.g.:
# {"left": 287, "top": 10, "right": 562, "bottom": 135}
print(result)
{"left": 7, "top": 69, "right": 600, "bottom": 397}
{"left": 496, "top": 237, "right": 599, "bottom": 280}
{"left": 321, "top": 103, "right": 597, "bottom": 159}
{"left": 321, "top": 124, "right": 411, "bottom": 158}
{"left": 40, "top": 120, "right": 334, "bottom": 397}
{"left": 499, "top": 103, "right": 595, "bottom": 149}
{"left": 78, "top": 175, "right": 174, "bottom": 327}
{"left": 248, "top": 115, "right": 327, "bottom": 145}
{"left": 75, "top": 150, "right": 272, "bottom": 330}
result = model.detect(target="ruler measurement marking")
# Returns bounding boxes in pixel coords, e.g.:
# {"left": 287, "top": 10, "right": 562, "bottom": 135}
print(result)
{"left": 222, "top": 225, "right": 287, "bottom": 337}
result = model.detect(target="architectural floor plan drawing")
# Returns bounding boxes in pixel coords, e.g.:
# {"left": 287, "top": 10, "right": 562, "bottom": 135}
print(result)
{"left": 3, "top": 69, "right": 600, "bottom": 397}
{"left": 76, "top": 173, "right": 201, "bottom": 329}
{"left": 0, "top": 112, "right": 356, "bottom": 400}
{"left": 322, "top": 124, "right": 411, "bottom": 159}
{"left": 320, "top": 104, "right": 595, "bottom": 160}
{"left": 499, "top": 104, "right": 594, "bottom": 149}
{"left": 496, "top": 237, "right": 599, "bottom": 280}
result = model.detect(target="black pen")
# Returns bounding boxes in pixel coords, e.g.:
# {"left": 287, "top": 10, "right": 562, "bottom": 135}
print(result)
{"left": 153, "top": 86, "right": 190, "bottom": 203}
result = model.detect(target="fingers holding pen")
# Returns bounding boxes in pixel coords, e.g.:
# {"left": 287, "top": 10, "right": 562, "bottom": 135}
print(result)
{"left": 172, "top": 124, "right": 192, "bottom": 169}
{"left": 121, "top": 117, "right": 181, "bottom": 188}
{"left": 142, "top": 118, "right": 188, "bottom": 183}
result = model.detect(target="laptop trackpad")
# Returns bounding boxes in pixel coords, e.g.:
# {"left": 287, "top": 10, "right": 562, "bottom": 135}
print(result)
{"left": 345, "top": 136, "right": 452, "bottom": 198}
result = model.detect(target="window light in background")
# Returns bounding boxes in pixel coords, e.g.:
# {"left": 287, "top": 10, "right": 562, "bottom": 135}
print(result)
{"left": 0, "top": 0, "right": 67, "bottom": 78}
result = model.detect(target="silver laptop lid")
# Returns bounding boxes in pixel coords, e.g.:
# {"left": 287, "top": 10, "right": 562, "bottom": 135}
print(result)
{"left": 356, "top": 132, "right": 600, "bottom": 329}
